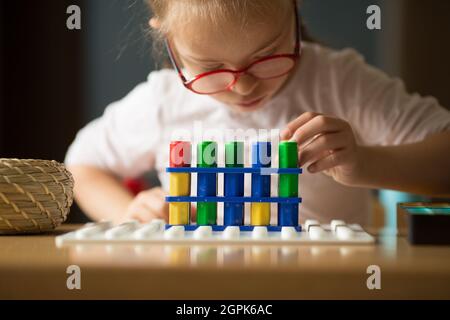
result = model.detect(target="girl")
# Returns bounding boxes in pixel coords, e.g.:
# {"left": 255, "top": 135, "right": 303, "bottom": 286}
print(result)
{"left": 65, "top": 0, "right": 450, "bottom": 226}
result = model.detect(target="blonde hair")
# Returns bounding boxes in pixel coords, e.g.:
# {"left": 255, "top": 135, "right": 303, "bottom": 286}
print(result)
{"left": 146, "top": 0, "right": 313, "bottom": 66}
{"left": 149, "top": 0, "right": 291, "bottom": 34}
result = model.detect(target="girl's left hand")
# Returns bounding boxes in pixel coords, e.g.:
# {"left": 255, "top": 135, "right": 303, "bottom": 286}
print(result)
{"left": 280, "top": 112, "right": 362, "bottom": 186}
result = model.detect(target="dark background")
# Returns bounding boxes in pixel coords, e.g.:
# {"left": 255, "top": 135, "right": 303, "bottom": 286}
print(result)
{"left": 1, "top": 0, "right": 449, "bottom": 223}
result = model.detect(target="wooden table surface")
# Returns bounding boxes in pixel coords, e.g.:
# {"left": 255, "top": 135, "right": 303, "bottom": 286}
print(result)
{"left": 1, "top": 224, "right": 450, "bottom": 299}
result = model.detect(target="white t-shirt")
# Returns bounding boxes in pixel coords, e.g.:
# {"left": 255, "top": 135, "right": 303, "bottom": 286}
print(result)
{"left": 65, "top": 42, "right": 450, "bottom": 225}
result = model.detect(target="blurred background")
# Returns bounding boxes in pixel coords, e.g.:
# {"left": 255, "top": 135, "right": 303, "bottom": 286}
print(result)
{"left": 1, "top": 0, "right": 449, "bottom": 225}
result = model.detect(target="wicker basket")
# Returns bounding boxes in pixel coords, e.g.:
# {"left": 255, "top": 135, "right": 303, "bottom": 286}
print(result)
{"left": 0, "top": 159, "right": 74, "bottom": 234}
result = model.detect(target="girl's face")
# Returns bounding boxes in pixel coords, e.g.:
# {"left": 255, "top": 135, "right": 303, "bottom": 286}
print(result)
{"left": 167, "top": 4, "right": 296, "bottom": 113}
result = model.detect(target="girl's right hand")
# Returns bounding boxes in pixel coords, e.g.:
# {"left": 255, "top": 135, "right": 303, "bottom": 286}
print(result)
{"left": 118, "top": 187, "right": 169, "bottom": 224}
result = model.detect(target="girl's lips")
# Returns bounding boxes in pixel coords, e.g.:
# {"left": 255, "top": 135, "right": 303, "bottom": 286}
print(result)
{"left": 236, "top": 96, "right": 265, "bottom": 107}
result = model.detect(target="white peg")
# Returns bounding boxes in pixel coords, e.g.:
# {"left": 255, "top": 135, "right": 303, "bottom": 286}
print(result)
{"left": 305, "top": 219, "right": 320, "bottom": 231}
{"left": 104, "top": 221, "right": 139, "bottom": 240}
{"left": 281, "top": 227, "right": 297, "bottom": 240}
{"left": 75, "top": 221, "right": 112, "bottom": 239}
{"left": 252, "top": 226, "right": 268, "bottom": 239}
{"left": 331, "top": 220, "right": 346, "bottom": 231}
{"left": 309, "top": 225, "right": 326, "bottom": 240}
{"left": 193, "top": 226, "right": 213, "bottom": 239}
{"left": 336, "top": 225, "right": 355, "bottom": 240}
{"left": 223, "top": 226, "right": 240, "bottom": 240}
{"left": 164, "top": 226, "right": 185, "bottom": 239}
{"left": 133, "top": 222, "right": 163, "bottom": 240}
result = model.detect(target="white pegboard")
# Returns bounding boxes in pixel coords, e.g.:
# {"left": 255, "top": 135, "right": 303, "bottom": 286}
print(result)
{"left": 55, "top": 219, "right": 375, "bottom": 247}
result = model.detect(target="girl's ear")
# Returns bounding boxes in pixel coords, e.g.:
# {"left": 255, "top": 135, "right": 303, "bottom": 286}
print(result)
{"left": 149, "top": 17, "right": 161, "bottom": 29}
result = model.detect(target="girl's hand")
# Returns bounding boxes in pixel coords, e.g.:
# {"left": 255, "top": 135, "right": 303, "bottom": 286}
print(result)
{"left": 116, "top": 187, "right": 197, "bottom": 225}
{"left": 280, "top": 112, "right": 362, "bottom": 186}
{"left": 117, "top": 187, "right": 168, "bottom": 224}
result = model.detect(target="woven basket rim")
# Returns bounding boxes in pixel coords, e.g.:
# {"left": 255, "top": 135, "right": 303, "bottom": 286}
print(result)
{"left": 0, "top": 158, "right": 74, "bottom": 234}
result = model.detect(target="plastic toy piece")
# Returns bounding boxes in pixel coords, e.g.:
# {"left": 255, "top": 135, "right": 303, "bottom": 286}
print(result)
{"left": 223, "top": 226, "right": 240, "bottom": 239}
{"left": 104, "top": 221, "right": 139, "bottom": 239}
{"left": 55, "top": 220, "right": 375, "bottom": 246}
{"left": 166, "top": 196, "right": 301, "bottom": 204}
{"left": 168, "top": 141, "right": 191, "bottom": 225}
{"left": 331, "top": 219, "right": 346, "bottom": 231}
{"left": 281, "top": 227, "right": 297, "bottom": 240}
{"left": 251, "top": 142, "right": 271, "bottom": 226}
{"left": 224, "top": 142, "right": 244, "bottom": 226}
{"left": 278, "top": 141, "right": 299, "bottom": 196}
{"left": 251, "top": 203, "right": 270, "bottom": 225}
{"left": 166, "top": 167, "right": 302, "bottom": 174}
{"left": 278, "top": 141, "right": 299, "bottom": 226}
{"left": 75, "top": 221, "right": 112, "bottom": 239}
{"left": 164, "top": 225, "right": 185, "bottom": 239}
{"left": 193, "top": 226, "right": 213, "bottom": 239}
{"left": 335, "top": 225, "right": 355, "bottom": 240}
{"left": 252, "top": 226, "right": 269, "bottom": 239}
{"left": 309, "top": 225, "right": 326, "bottom": 240}
{"left": 164, "top": 224, "right": 301, "bottom": 232}
{"left": 197, "top": 141, "right": 217, "bottom": 225}
{"left": 169, "top": 200, "right": 190, "bottom": 225}
{"left": 305, "top": 219, "right": 320, "bottom": 231}
{"left": 133, "top": 219, "right": 166, "bottom": 240}
{"left": 165, "top": 141, "right": 303, "bottom": 230}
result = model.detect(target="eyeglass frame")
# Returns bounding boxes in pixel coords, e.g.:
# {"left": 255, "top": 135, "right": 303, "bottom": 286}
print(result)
{"left": 164, "top": 0, "right": 302, "bottom": 95}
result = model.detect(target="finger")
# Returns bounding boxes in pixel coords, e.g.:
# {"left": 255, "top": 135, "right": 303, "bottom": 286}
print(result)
{"left": 139, "top": 204, "right": 169, "bottom": 222}
{"left": 153, "top": 209, "right": 169, "bottom": 221}
{"left": 142, "top": 189, "right": 169, "bottom": 222}
{"left": 137, "top": 192, "right": 167, "bottom": 214}
{"left": 290, "top": 115, "right": 347, "bottom": 145}
{"left": 298, "top": 132, "right": 349, "bottom": 166}
{"left": 280, "top": 112, "right": 321, "bottom": 140}
{"left": 139, "top": 187, "right": 166, "bottom": 195}
{"left": 148, "top": 188, "right": 170, "bottom": 212}
{"left": 152, "top": 187, "right": 168, "bottom": 196}
{"left": 129, "top": 203, "right": 158, "bottom": 223}
{"left": 307, "top": 148, "right": 349, "bottom": 173}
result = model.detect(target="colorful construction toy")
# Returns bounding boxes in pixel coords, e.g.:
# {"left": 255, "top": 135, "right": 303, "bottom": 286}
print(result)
{"left": 166, "top": 140, "right": 302, "bottom": 231}
{"left": 54, "top": 140, "right": 376, "bottom": 246}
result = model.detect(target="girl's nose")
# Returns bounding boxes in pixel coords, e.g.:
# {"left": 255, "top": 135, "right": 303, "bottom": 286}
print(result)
{"left": 230, "top": 73, "right": 258, "bottom": 96}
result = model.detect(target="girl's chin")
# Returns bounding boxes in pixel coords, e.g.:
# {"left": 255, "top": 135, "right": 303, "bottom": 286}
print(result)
{"left": 228, "top": 96, "right": 270, "bottom": 113}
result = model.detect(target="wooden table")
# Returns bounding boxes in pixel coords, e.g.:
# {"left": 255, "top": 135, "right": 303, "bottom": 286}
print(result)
{"left": 1, "top": 224, "right": 450, "bottom": 299}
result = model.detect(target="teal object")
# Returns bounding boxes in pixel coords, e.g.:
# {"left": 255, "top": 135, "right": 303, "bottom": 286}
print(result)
{"left": 379, "top": 190, "right": 427, "bottom": 231}
{"left": 400, "top": 207, "right": 450, "bottom": 215}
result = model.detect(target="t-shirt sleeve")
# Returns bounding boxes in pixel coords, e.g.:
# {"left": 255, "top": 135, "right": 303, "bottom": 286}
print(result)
{"left": 333, "top": 49, "right": 450, "bottom": 145}
{"left": 64, "top": 71, "right": 164, "bottom": 179}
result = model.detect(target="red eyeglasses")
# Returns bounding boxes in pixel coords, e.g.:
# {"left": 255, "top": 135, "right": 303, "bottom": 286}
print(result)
{"left": 165, "top": 1, "right": 302, "bottom": 95}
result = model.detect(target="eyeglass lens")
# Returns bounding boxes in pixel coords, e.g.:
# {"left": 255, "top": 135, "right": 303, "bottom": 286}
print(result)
{"left": 191, "top": 56, "right": 295, "bottom": 94}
